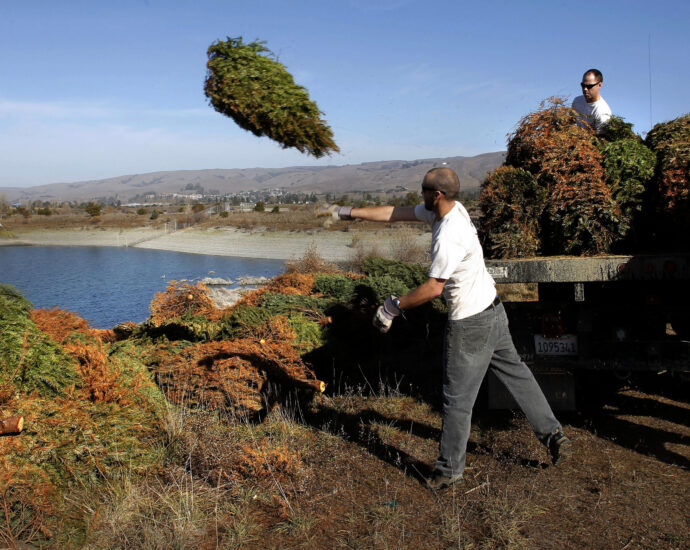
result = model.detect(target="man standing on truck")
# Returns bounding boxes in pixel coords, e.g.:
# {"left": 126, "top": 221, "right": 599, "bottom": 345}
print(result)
{"left": 572, "top": 68, "right": 612, "bottom": 134}
{"left": 321, "top": 167, "right": 571, "bottom": 490}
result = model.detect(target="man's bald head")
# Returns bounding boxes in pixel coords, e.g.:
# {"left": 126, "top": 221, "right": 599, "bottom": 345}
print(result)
{"left": 423, "top": 167, "right": 460, "bottom": 200}
{"left": 582, "top": 68, "right": 603, "bottom": 83}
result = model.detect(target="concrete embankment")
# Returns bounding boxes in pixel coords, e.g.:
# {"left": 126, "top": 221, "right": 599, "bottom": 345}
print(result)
{"left": 1, "top": 226, "right": 431, "bottom": 263}
{"left": 0, "top": 227, "right": 166, "bottom": 249}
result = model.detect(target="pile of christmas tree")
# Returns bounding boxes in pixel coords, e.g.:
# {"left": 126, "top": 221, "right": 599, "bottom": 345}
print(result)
{"left": 480, "top": 98, "right": 689, "bottom": 258}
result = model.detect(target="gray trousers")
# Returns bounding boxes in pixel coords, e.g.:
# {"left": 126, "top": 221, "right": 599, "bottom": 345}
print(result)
{"left": 435, "top": 300, "right": 561, "bottom": 477}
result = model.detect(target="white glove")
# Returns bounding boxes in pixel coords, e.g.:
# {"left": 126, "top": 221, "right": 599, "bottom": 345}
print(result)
{"left": 316, "top": 204, "right": 353, "bottom": 220}
{"left": 373, "top": 295, "right": 403, "bottom": 333}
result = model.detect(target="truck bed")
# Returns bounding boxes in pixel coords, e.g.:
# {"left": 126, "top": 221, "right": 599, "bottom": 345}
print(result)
{"left": 486, "top": 254, "right": 690, "bottom": 283}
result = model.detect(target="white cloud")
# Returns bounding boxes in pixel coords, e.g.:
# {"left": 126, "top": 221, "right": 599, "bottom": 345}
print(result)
{"left": 0, "top": 98, "right": 212, "bottom": 122}
{"left": 0, "top": 118, "right": 332, "bottom": 187}
{"left": 0, "top": 99, "right": 114, "bottom": 119}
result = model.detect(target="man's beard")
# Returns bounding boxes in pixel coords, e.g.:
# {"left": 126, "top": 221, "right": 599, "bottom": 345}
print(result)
{"left": 424, "top": 197, "right": 434, "bottom": 211}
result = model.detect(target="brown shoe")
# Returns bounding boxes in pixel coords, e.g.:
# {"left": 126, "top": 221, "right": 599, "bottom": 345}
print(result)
{"left": 425, "top": 471, "right": 463, "bottom": 491}
{"left": 549, "top": 431, "right": 572, "bottom": 465}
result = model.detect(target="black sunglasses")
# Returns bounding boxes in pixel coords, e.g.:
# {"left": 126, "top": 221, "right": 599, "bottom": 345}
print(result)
{"left": 580, "top": 82, "right": 600, "bottom": 90}
{"left": 422, "top": 185, "right": 445, "bottom": 195}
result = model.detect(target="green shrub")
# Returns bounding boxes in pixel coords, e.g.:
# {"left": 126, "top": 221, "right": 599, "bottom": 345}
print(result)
{"left": 219, "top": 305, "right": 272, "bottom": 339}
{"left": 288, "top": 314, "right": 326, "bottom": 353}
{"left": 601, "top": 138, "right": 656, "bottom": 219}
{"left": 107, "top": 340, "right": 168, "bottom": 413}
{"left": 360, "top": 258, "right": 428, "bottom": 289}
{"left": 359, "top": 275, "right": 410, "bottom": 303}
{"left": 600, "top": 115, "right": 638, "bottom": 142}
{"left": 85, "top": 202, "right": 102, "bottom": 217}
{"left": 260, "top": 293, "right": 331, "bottom": 316}
{"left": 0, "top": 283, "right": 31, "bottom": 316}
{"left": 0, "top": 285, "right": 80, "bottom": 396}
{"left": 313, "top": 274, "right": 356, "bottom": 302}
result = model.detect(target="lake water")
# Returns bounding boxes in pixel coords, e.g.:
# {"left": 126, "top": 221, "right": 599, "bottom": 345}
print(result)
{"left": 0, "top": 246, "right": 285, "bottom": 328}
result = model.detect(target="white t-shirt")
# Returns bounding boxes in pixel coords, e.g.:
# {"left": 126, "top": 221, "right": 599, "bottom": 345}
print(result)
{"left": 414, "top": 202, "right": 496, "bottom": 320}
{"left": 572, "top": 95, "right": 612, "bottom": 134}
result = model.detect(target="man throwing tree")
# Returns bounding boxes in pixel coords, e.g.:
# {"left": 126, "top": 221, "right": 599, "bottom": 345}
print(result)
{"left": 322, "top": 167, "right": 571, "bottom": 490}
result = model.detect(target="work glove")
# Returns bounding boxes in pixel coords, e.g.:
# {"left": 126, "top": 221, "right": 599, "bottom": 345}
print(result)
{"left": 373, "top": 295, "right": 403, "bottom": 333}
{"left": 316, "top": 203, "right": 353, "bottom": 220}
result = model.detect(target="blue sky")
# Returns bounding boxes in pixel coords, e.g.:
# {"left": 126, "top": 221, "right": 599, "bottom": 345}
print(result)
{"left": 1, "top": 0, "right": 688, "bottom": 187}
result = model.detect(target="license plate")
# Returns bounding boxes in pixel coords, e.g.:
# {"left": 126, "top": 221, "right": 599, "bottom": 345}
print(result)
{"left": 534, "top": 334, "right": 578, "bottom": 356}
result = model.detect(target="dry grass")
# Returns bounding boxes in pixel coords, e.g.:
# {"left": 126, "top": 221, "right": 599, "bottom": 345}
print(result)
{"left": 284, "top": 243, "right": 341, "bottom": 274}
{"left": 214, "top": 207, "right": 321, "bottom": 232}
{"left": 14, "top": 375, "right": 685, "bottom": 549}
{"left": 347, "top": 233, "right": 385, "bottom": 272}
{"left": 388, "top": 226, "right": 428, "bottom": 264}
{"left": 84, "top": 403, "right": 319, "bottom": 549}
{"left": 347, "top": 226, "right": 427, "bottom": 272}
{"left": 82, "top": 470, "right": 236, "bottom": 549}
{"left": 2, "top": 205, "right": 431, "bottom": 235}
{"left": 2, "top": 206, "right": 327, "bottom": 232}
{"left": 2, "top": 210, "right": 167, "bottom": 230}
{"left": 474, "top": 487, "right": 544, "bottom": 549}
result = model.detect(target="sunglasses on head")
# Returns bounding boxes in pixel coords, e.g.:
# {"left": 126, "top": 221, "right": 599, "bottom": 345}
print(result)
{"left": 422, "top": 185, "right": 446, "bottom": 195}
{"left": 580, "top": 82, "right": 600, "bottom": 90}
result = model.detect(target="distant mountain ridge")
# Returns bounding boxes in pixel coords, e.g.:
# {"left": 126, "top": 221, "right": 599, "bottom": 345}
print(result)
{"left": 0, "top": 152, "right": 505, "bottom": 203}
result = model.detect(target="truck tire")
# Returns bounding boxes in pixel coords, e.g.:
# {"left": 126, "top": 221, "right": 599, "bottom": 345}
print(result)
{"left": 574, "top": 371, "right": 622, "bottom": 412}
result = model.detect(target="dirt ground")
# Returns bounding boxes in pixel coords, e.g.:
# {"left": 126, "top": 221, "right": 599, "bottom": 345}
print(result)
{"left": 214, "top": 376, "right": 688, "bottom": 549}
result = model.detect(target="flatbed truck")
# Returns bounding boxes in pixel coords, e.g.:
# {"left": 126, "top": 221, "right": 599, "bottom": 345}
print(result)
{"left": 484, "top": 254, "right": 690, "bottom": 409}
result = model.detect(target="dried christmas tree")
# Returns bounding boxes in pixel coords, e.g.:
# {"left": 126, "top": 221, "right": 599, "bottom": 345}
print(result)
{"left": 484, "top": 98, "right": 623, "bottom": 256}
{"left": 204, "top": 36, "right": 339, "bottom": 158}
{"left": 644, "top": 114, "right": 690, "bottom": 249}
{"left": 479, "top": 166, "right": 545, "bottom": 258}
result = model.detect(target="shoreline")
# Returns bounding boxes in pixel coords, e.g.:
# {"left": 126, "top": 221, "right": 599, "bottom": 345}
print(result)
{"left": 0, "top": 226, "right": 431, "bottom": 263}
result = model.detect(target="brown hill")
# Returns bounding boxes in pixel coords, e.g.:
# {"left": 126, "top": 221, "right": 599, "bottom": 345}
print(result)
{"left": 0, "top": 152, "right": 504, "bottom": 203}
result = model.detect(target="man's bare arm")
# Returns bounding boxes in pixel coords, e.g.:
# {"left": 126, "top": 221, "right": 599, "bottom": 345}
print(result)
{"left": 350, "top": 205, "right": 418, "bottom": 222}
{"left": 399, "top": 277, "right": 446, "bottom": 310}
